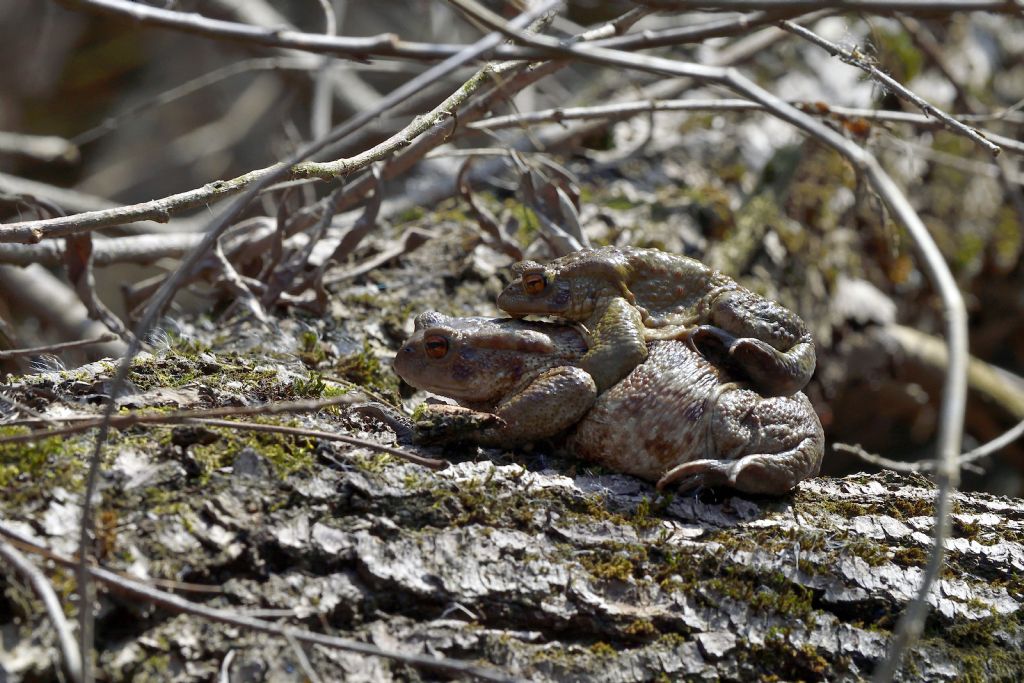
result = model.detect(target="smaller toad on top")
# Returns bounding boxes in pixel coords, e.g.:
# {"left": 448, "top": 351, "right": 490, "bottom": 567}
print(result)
{"left": 497, "top": 246, "right": 815, "bottom": 396}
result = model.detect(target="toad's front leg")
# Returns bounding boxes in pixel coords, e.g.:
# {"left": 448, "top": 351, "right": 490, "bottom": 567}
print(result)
{"left": 580, "top": 297, "right": 647, "bottom": 393}
{"left": 390, "top": 366, "right": 598, "bottom": 448}
{"left": 351, "top": 401, "right": 504, "bottom": 446}
{"left": 481, "top": 365, "right": 598, "bottom": 445}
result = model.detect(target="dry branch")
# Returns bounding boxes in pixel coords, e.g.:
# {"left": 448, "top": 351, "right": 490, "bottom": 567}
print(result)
{"left": 0, "top": 537, "right": 83, "bottom": 683}
{"left": 780, "top": 20, "right": 1001, "bottom": 156}
{"left": 70, "top": 7, "right": 563, "bottom": 680}
{"left": 0, "top": 524, "right": 519, "bottom": 683}
{"left": 0, "top": 333, "right": 118, "bottom": 360}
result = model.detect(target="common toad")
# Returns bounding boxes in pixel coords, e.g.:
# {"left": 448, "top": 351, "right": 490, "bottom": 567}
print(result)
{"left": 392, "top": 312, "right": 823, "bottom": 494}
{"left": 496, "top": 246, "right": 816, "bottom": 397}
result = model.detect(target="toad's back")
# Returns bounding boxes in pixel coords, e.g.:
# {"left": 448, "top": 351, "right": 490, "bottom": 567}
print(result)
{"left": 612, "top": 247, "right": 733, "bottom": 322}
{"left": 567, "top": 340, "right": 724, "bottom": 481}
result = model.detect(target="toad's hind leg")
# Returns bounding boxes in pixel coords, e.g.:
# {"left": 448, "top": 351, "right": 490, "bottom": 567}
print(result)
{"left": 658, "top": 389, "right": 824, "bottom": 495}
{"left": 701, "top": 289, "right": 817, "bottom": 395}
{"left": 656, "top": 440, "right": 821, "bottom": 495}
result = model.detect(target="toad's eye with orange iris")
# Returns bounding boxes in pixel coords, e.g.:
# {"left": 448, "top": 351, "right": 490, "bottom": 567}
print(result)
{"left": 523, "top": 273, "right": 546, "bottom": 295}
{"left": 423, "top": 335, "right": 449, "bottom": 359}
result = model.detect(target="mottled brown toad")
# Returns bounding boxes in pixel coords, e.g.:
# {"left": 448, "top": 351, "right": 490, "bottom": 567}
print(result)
{"left": 496, "top": 246, "right": 815, "bottom": 397}
{"left": 392, "top": 312, "right": 823, "bottom": 494}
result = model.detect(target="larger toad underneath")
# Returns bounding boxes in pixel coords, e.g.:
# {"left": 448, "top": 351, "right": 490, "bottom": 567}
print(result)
{"left": 391, "top": 312, "right": 823, "bottom": 495}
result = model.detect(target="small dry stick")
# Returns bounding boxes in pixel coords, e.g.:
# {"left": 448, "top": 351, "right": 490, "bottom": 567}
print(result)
{"left": 0, "top": 398, "right": 446, "bottom": 469}
{"left": 189, "top": 418, "right": 448, "bottom": 470}
{"left": 0, "top": 524, "right": 519, "bottom": 683}
{"left": 632, "top": 0, "right": 1020, "bottom": 11}
{"left": 780, "top": 20, "right": 1001, "bottom": 157}
{"left": 0, "top": 333, "right": 119, "bottom": 359}
{"left": 467, "top": 98, "right": 1024, "bottom": 156}
{"left": 0, "top": 537, "right": 83, "bottom": 683}
{"left": 0, "top": 131, "right": 79, "bottom": 164}
{"left": 836, "top": 417, "right": 1024, "bottom": 474}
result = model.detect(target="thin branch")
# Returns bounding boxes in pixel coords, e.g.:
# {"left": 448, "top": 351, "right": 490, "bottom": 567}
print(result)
{"left": 836, "top": 418, "right": 1024, "bottom": 473}
{"left": 54, "top": 0, "right": 474, "bottom": 61}
{"left": 467, "top": 97, "right": 1024, "bottom": 155}
{"left": 70, "top": 7, "right": 562, "bottom": 679}
{"left": 0, "top": 392, "right": 58, "bottom": 428}
{"left": 310, "top": 0, "right": 338, "bottom": 141}
{"left": 0, "top": 537, "right": 83, "bottom": 683}
{"left": 190, "top": 418, "right": 447, "bottom": 470}
{"left": 588, "top": 7, "right": 813, "bottom": 50}
{"left": 50, "top": 0, "right": 812, "bottom": 64}
{"left": 0, "top": 524, "right": 520, "bottom": 683}
{"left": 206, "top": 0, "right": 383, "bottom": 115}
{"left": 633, "top": 0, "right": 1021, "bottom": 11}
{"left": 2, "top": 8, "right": 793, "bottom": 242}
{"left": 780, "top": 20, "right": 1001, "bottom": 157}
{"left": 440, "top": 7, "right": 969, "bottom": 679}
{"left": 0, "top": 131, "right": 79, "bottom": 164}
{"left": 0, "top": 333, "right": 118, "bottom": 360}
{"left": 0, "top": 396, "right": 447, "bottom": 469}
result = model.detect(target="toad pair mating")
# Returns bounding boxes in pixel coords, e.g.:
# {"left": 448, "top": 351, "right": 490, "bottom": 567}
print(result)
{"left": 388, "top": 246, "right": 824, "bottom": 495}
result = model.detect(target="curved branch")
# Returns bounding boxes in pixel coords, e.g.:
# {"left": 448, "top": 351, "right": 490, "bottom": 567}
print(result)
{"left": 0, "top": 538, "right": 83, "bottom": 683}
{"left": 442, "top": 6, "right": 969, "bottom": 679}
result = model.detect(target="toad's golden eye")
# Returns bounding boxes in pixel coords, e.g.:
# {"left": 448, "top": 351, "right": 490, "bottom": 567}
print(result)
{"left": 523, "top": 273, "right": 546, "bottom": 295}
{"left": 423, "top": 334, "right": 449, "bottom": 359}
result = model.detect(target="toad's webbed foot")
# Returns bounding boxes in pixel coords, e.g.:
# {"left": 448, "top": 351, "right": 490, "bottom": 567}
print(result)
{"left": 660, "top": 388, "right": 824, "bottom": 494}
{"left": 689, "top": 324, "right": 815, "bottom": 397}
{"left": 655, "top": 442, "right": 821, "bottom": 495}
{"left": 351, "top": 402, "right": 504, "bottom": 446}
{"left": 350, "top": 402, "right": 417, "bottom": 443}
{"left": 411, "top": 404, "right": 506, "bottom": 445}
{"left": 729, "top": 337, "right": 816, "bottom": 397}
{"left": 703, "top": 289, "right": 816, "bottom": 396}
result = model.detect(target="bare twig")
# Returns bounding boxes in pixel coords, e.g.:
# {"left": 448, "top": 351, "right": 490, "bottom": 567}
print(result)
{"left": 0, "top": 265, "right": 127, "bottom": 358}
{"left": 780, "top": 20, "right": 1001, "bottom": 157}
{"left": 437, "top": 5, "right": 969, "bottom": 678}
{"left": 632, "top": 0, "right": 1020, "bottom": 11}
{"left": 207, "top": 0, "right": 383, "bottom": 114}
{"left": 3, "top": 8, "right": 786, "bottom": 242}
{"left": 0, "top": 333, "right": 118, "bottom": 360}
{"left": 0, "top": 131, "right": 79, "bottom": 164}
{"left": 836, "top": 417, "right": 1024, "bottom": 472}
{"left": 467, "top": 98, "right": 1024, "bottom": 155}
{"left": 0, "top": 392, "right": 58, "bottom": 428}
{"left": 0, "top": 537, "right": 83, "bottom": 683}
{"left": 54, "top": 0, "right": 808, "bottom": 64}
{"left": 54, "top": 0, "right": 476, "bottom": 61}
{"left": 322, "top": 227, "right": 433, "bottom": 285}
{"left": 588, "top": 7, "right": 812, "bottom": 50}
{"left": 0, "top": 524, "right": 519, "bottom": 683}
{"left": 262, "top": 181, "right": 348, "bottom": 308}
{"left": 0, "top": 233, "right": 207, "bottom": 267}
{"left": 0, "top": 395, "right": 446, "bottom": 469}
{"left": 457, "top": 159, "right": 523, "bottom": 260}
{"left": 310, "top": 0, "right": 338, "bottom": 141}
{"left": 212, "top": 241, "right": 268, "bottom": 322}
{"left": 190, "top": 418, "right": 448, "bottom": 470}
{"left": 63, "top": 234, "right": 137, "bottom": 344}
{"left": 70, "top": 7, "right": 562, "bottom": 678}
